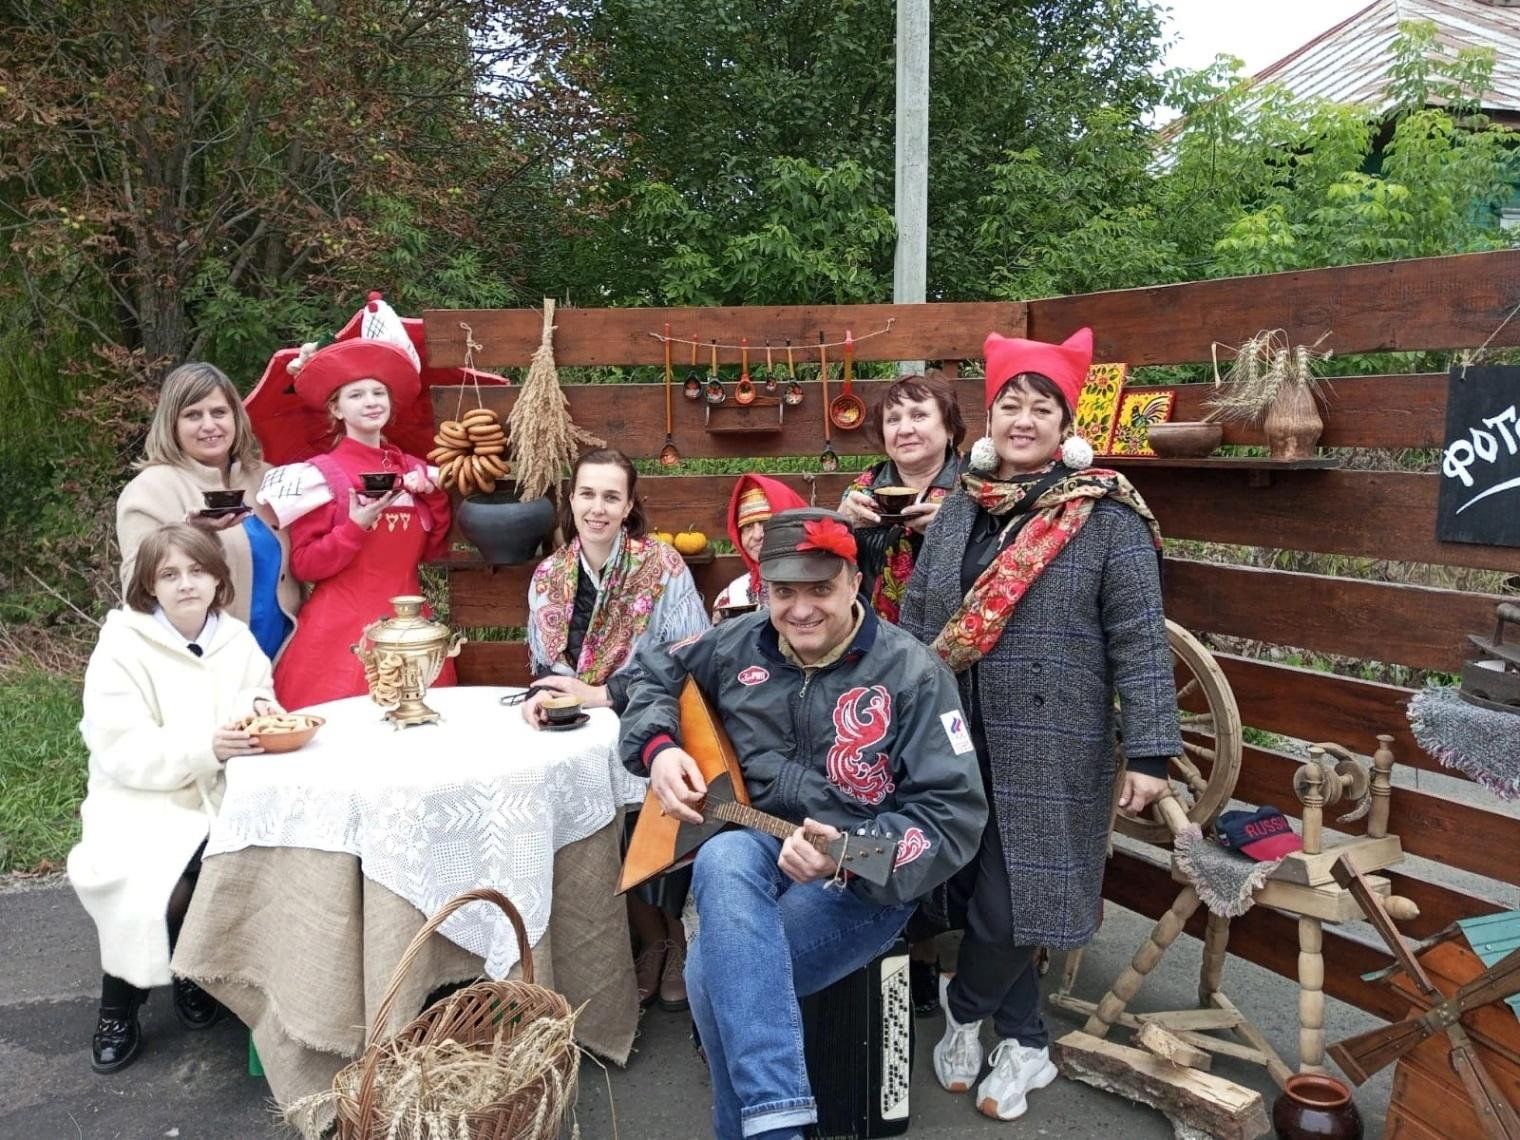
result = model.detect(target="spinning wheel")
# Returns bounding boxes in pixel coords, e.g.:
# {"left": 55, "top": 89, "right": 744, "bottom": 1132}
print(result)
{"left": 1115, "top": 620, "right": 1243, "bottom": 846}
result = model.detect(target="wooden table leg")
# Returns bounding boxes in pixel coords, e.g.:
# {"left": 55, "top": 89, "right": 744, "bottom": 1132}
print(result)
{"left": 1298, "top": 915, "right": 1326, "bottom": 1071}
{"left": 1085, "top": 886, "right": 1202, "bottom": 1038}
{"left": 1200, "top": 911, "right": 1230, "bottom": 1007}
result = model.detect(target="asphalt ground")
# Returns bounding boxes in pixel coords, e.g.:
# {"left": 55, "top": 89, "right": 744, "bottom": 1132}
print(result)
{"left": 0, "top": 870, "right": 1397, "bottom": 1140}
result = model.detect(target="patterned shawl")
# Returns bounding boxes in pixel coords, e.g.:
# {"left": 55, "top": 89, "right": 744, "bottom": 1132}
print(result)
{"left": 528, "top": 530, "right": 706, "bottom": 684}
{"left": 846, "top": 450, "right": 961, "bottom": 624}
{"left": 930, "top": 463, "right": 1162, "bottom": 673}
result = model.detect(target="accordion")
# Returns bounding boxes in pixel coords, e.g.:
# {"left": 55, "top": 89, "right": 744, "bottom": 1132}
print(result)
{"left": 802, "top": 940, "right": 914, "bottom": 1138}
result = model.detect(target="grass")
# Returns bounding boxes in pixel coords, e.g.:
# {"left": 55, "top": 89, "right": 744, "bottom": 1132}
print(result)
{"left": 0, "top": 660, "right": 87, "bottom": 873}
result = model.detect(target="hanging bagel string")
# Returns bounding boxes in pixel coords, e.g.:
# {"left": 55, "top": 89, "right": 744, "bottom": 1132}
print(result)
{"left": 430, "top": 323, "right": 510, "bottom": 496}
{"left": 508, "top": 299, "right": 606, "bottom": 503}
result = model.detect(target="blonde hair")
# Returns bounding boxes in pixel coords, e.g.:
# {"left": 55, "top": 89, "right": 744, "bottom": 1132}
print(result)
{"left": 124, "top": 524, "right": 235, "bottom": 614}
{"left": 138, "top": 362, "right": 261, "bottom": 470}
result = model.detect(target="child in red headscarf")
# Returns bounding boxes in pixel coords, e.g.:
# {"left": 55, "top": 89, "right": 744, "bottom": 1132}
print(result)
{"left": 711, "top": 474, "right": 807, "bottom": 618}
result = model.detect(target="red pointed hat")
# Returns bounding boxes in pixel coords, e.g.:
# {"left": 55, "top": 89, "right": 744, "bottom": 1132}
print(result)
{"left": 292, "top": 338, "right": 422, "bottom": 411}
{"left": 983, "top": 327, "right": 1094, "bottom": 411}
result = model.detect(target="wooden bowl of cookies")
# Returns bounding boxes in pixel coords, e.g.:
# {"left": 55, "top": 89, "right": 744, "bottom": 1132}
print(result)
{"left": 242, "top": 712, "right": 325, "bottom": 753}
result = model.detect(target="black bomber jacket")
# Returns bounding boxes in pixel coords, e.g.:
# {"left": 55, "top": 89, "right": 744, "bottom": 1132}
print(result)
{"left": 618, "top": 604, "right": 988, "bottom": 907}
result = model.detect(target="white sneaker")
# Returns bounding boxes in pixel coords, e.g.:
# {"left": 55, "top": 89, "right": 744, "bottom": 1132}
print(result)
{"left": 932, "top": 974, "right": 983, "bottom": 1093}
{"left": 976, "top": 1038, "right": 1059, "bottom": 1120}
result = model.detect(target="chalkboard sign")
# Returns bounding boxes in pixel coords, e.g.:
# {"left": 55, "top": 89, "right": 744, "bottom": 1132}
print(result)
{"left": 1437, "top": 364, "right": 1520, "bottom": 547}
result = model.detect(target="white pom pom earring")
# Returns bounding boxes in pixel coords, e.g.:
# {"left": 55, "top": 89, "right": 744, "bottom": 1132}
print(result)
{"left": 969, "top": 435, "right": 998, "bottom": 473}
{"left": 1060, "top": 433, "right": 1094, "bottom": 470}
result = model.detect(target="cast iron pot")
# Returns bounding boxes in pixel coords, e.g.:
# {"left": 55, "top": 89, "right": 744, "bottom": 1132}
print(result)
{"left": 455, "top": 486, "right": 555, "bottom": 566}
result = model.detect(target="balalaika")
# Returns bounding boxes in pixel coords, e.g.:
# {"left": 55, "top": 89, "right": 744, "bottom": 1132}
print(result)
{"left": 619, "top": 677, "right": 897, "bottom": 892}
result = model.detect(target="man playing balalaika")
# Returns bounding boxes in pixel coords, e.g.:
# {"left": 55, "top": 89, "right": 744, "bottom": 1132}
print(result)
{"left": 619, "top": 508, "right": 987, "bottom": 1140}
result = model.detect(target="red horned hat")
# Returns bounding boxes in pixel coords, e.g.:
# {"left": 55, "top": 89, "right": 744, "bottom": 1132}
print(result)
{"left": 983, "top": 327, "right": 1093, "bottom": 412}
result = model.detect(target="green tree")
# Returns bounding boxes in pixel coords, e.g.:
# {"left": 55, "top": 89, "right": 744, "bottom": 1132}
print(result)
{"left": 563, "top": 0, "right": 1168, "bottom": 305}
{"left": 0, "top": 0, "right": 618, "bottom": 378}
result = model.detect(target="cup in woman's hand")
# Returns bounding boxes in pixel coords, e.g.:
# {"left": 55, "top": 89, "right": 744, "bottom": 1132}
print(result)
{"left": 360, "top": 472, "right": 400, "bottom": 495}
{"left": 541, "top": 695, "right": 584, "bottom": 725}
{"left": 202, "top": 488, "right": 246, "bottom": 510}
{"left": 872, "top": 485, "right": 918, "bottom": 515}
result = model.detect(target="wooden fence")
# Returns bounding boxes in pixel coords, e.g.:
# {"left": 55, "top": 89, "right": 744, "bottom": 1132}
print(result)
{"left": 422, "top": 249, "right": 1520, "bottom": 1029}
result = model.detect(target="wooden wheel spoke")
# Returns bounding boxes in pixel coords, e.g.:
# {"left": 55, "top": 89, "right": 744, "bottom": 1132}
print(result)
{"left": 1171, "top": 754, "right": 1210, "bottom": 796}
{"left": 1174, "top": 676, "right": 1201, "bottom": 705}
{"left": 1182, "top": 738, "right": 1216, "bottom": 764}
{"left": 1179, "top": 709, "right": 1215, "bottom": 730}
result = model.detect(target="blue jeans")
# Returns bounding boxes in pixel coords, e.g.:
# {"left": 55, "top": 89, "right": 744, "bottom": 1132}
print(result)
{"left": 686, "top": 829, "right": 913, "bottom": 1139}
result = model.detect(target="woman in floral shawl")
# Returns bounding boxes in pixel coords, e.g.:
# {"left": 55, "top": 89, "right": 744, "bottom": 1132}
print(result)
{"left": 901, "top": 329, "right": 1181, "bottom": 1123}
{"left": 838, "top": 374, "right": 966, "bottom": 624}
{"left": 521, "top": 448, "right": 708, "bottom": 1013}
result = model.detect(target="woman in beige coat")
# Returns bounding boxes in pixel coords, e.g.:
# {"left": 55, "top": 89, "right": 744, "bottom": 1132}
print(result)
{"left": 70, "top": 525, "right": 279, "bottom": 1073}
{"left": 117, "top": 363, "right": 300, "bottom": 661}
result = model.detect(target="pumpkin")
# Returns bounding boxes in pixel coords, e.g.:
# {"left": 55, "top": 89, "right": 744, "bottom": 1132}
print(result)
{"left": 651, "top": 529, "right": 675, "bottom": 545}
{"left": 673, "top": 526, "right": 708, "bottom": 556}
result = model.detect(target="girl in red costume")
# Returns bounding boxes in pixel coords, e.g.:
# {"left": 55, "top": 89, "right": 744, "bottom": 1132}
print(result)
{"left": 263, "top": 338, "right": 453, "bottom": 708}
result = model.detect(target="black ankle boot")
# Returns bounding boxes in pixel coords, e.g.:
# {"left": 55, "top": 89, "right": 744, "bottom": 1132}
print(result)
{"left": 172, "top": 976, "right": 223, "bottom": 1030}
{"left": 91, "top": 984, "right": 146, "bottom": 1073}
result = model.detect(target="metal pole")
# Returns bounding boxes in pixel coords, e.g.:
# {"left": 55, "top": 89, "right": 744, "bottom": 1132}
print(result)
{"left": 894, "top": 0, "right": 929, "bottom": 375}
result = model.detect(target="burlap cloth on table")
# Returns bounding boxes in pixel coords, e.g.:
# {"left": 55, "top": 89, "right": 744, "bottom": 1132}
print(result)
{"left": 172, "top": 824, "right": 638, "bottom": 1125}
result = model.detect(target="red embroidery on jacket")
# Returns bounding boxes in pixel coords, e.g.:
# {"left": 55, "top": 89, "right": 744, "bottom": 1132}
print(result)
{"left": 894, "top": 827, "right": 930, "bottom": 869}
{"left": 826, "top": 686, "right": 895, "bottom": 805}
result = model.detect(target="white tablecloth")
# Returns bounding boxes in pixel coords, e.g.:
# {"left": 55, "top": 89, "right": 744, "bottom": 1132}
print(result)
{"left": 208, "top": 685, "right": 648, "bottom": 977}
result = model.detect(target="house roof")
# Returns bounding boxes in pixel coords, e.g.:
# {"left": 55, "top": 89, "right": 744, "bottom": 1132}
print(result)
{"left": 1250, "top": 0, "right": 1520, "bottom": 115}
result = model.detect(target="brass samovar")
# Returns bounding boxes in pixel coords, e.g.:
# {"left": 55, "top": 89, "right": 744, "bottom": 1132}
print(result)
{"left": 352, "top": 595, "right": 465, "bottom": 728}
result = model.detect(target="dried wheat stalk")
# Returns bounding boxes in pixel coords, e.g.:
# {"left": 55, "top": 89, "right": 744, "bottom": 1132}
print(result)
{"left": 1205, "top": 329, "right": 1332, "bottom": 425}
{"left": 508, "top": 299, "right": 605, "bottom": 502}
{"left": 284, "top": 1004, "right": 581, "bottom": 1140}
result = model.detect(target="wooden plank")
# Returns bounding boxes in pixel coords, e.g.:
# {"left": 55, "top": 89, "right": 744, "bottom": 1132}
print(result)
{"left": 429, "top": 372, "right": 1447, "bottom": 459}
{"left": 1103, "top": 848, "right": 1409, "bottom": 1021}
{"left": 1135, "top": 1022, "right": 1214, "bottom": 1070}
{"left": 1025, "top": 250, "right": 1520, "bottom": 365}
{"left": 1132, "top": 467, "right": 1520, "bottom": 575}
{"left": 455, "top": 640, "right": 530, "bottom": 686}
{"left": 430, "top": 378, "right": 982, "bottom": 461}
{"left": 1162, "top": 559, "right": 1503, "bottom": 673}
{"left": 441, "top": 468, "right": 1520, "bottom": 582}
{"left": 1052, "top": 1031, "right": 1264, "bottom": 1137}
{"left": 1210, "top": 655, "right": 1441, "bottom": 779}
{"left": 1167, "top": 373, "right": 1448, "bottom": 450}
{"left": 1231, "top": 744, "right": 1520, "bottom": 889}
{"left": 423, "top": 301, "right": 1027, "bottom": 368}
{"left": 1381, "top": 871, "right": 1505, "bottom": 940}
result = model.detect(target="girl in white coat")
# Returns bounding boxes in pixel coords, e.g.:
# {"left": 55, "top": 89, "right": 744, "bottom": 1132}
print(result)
{"left": 69, "top": 523, "right": 280, "bottom": 1073}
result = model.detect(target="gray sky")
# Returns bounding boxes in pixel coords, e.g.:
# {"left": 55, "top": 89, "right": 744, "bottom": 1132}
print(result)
{"left": 1158, "top": 0, "right": 1372, "bottom": 76}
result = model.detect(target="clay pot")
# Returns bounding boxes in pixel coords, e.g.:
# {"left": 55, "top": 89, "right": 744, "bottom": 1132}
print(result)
{"left": 455, "top": 486, "right": 555, "bottom": 566}
{"left": 1147, "top": 421, "right": 1224, "bottom": 458}
{"left": 1264, "top": 383, "right": 1324, "bottom": 460}
{"left": 1271, "top": 1073, "right": 1363, "bottom": 1140}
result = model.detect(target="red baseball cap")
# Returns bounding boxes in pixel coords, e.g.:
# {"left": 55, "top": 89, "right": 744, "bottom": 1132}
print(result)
{"left": 1216, "top": 807, "right": 1303, "bottom": 861}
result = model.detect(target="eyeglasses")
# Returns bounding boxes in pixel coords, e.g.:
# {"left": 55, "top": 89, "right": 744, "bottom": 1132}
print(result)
{"left": 499, "top": 683, "right": 554, "bottom": 707}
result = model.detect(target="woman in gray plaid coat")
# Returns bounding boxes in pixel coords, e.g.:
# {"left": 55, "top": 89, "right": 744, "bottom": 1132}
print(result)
{"left": 900, "top": 327, "right": 1181, "bottom": 1122}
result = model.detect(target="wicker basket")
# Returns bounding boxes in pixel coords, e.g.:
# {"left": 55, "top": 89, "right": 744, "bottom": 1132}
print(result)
{"left": 332, "top": 887, "right": 576, "bottom": 1140}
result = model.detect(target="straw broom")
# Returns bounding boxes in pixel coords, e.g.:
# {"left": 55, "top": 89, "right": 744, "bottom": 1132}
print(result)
{"left": 508, "top": 299, "right": 605, "bottom": 503}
